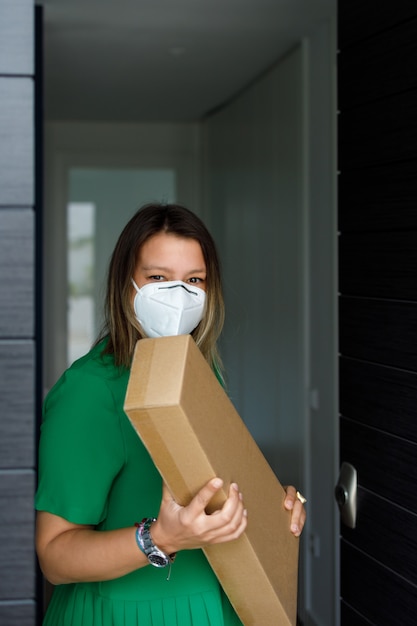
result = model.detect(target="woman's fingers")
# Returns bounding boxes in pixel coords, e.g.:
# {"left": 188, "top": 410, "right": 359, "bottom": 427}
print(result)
{"left": 283, "top": 485, "right": 306, "bottom": 537}
{"left": 156, "top": 478, "right": 247, "bottom": 552}
{"left": 283, "top": 485, "right": 298, "bottom": 510}
{"left": 209, "top": 482, "right": 248, "bottom": 542}
{"left": 183, "top": 479, "right": 243, "bottom": 534}
{"left": 185, "top": 477, "right": 224, "bottom": 518}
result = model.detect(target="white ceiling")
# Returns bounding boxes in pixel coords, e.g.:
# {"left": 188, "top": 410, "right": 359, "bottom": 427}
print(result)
{"left": 39, "top": 0, "right": 336, "bottom": 122}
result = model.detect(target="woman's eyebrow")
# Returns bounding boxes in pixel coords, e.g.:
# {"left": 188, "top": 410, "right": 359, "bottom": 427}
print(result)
{"left": 141, "top": 265, "right": 206, "bottom": 274}
{"left": 140, "top": 265, "right": 170, "bottom": 272}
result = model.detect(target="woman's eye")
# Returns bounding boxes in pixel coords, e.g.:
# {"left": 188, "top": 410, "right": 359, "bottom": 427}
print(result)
{"left": 149, "top": 275, "right": 164, "bottom": 281}
{"left": 188, "top": 277, "right": 204, "bottom": 284}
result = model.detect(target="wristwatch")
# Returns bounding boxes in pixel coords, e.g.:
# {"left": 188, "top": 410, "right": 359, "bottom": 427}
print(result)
{"left": 137, "top": 517, "right": 176, "bottom": 568}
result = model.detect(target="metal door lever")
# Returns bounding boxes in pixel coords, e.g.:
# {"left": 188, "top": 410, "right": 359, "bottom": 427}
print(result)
{"left": 335, "top": 462, "right": 357, "bottom": 529}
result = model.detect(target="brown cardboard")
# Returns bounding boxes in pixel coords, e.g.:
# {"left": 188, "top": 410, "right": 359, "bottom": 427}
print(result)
{"left": 124, "top": 335, "right": 299, "bottom": 626}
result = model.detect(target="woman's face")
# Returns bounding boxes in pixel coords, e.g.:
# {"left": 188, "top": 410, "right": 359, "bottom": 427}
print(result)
{"left": 132, "top": 231, "right": 207, "bottom": 294}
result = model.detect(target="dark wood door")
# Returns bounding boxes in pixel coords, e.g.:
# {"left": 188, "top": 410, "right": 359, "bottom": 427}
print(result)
{"left": 338, "top": 3, "right": 417, "bottom": 624}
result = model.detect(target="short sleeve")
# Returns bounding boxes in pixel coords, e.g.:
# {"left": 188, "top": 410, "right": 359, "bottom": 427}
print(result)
{"left": 35, "top": 367, "right": 126, "bottom": 525}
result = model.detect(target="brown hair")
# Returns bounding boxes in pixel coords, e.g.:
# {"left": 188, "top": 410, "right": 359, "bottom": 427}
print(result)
{"left": 97, "top": 203, "right": 225, "bottom": 375}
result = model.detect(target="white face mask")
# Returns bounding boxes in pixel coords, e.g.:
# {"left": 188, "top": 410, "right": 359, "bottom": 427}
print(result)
{"left": 132, "top": 279, "right": 206, "bottom": 338}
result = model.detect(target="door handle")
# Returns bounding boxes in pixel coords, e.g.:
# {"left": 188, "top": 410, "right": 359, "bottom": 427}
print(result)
{"left": 335, "top": 462, "right": 357, "bottom": 529}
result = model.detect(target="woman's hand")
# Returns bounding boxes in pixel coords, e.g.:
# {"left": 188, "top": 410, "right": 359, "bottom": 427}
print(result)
{"left": 151, "top": 478, "right": 247, "bottom": 555}
{"left": 284, "top": 485, "right": 306, "bottom": 537}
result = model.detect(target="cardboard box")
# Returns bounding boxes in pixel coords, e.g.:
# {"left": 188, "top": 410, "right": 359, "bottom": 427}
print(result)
{"left": 124, "top": 335, "right": 299, "bottom": 626}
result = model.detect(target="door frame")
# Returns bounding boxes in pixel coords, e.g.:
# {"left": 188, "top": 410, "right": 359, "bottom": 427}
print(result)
{"left": 302, "top": 20, "right": 339, "bottom": 626}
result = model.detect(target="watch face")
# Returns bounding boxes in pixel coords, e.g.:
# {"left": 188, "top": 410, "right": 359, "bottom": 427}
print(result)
{"left": 148, "top": 553, "right": 169, "bottom": 568}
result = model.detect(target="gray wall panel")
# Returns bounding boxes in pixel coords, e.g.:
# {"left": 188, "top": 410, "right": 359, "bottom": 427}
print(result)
{"left": 0, "top": 210, "right": 34, "bottom": 337}
{"left": 0, "top": 341, "right": 35, "bottom": 468}
{"left": 0, "top": 0, "right": 37, "bottom": 623}
{"left": 0, "top": 0, "right": 34, "bottom": 76}
{"left": 0, "top": 78, "right": 34, "bottom": 205}
{"left": 0, "top": 602, "right": 36, "bottom": 626}
{"left": 0, "top": 471, "right": 35, "bottom": 599}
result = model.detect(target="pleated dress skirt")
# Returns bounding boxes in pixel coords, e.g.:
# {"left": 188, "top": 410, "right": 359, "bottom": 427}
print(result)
{"left": 43, "top": 584, "right": 240, "bottom": 626}
{"left": 42, "top": 553, "right": 243, "bottom": 626}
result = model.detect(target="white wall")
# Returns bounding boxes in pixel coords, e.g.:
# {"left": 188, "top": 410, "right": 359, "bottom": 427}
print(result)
{"left": 202, "top": 21, "right": 337, "bottom": 625}
{"left": 202, "top": 46, "right": 308, "bottom": 620}
{"left": 202, "top": 43, "right": 306, "bottom": 497}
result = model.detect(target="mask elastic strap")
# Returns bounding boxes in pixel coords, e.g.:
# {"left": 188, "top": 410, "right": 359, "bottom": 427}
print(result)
{"left": 131, "top": 278, "right": 141, "bottom": 293}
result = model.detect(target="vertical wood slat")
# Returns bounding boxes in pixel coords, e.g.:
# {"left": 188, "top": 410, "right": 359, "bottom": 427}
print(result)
{"left": 0, "top": 210, "right": 34, "bottom": 337}
{"left": 0, "top": 603, "right": 36, "bottom": 626}
{"left": 0, "top": 79, "right": 34, "bottom": 206}
{"left": 0, "top": 0, "right": 34, "bottom": 76}
{"left": 0, "top": 472, "right": 36, "bottom": 599}
{"left": 0, "top": 342, "right": 35, "bottom": 468}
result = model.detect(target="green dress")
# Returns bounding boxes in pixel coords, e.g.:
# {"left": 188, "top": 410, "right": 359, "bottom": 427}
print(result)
{"left": 35, "top": 341, "right": 243, "bottom": 626}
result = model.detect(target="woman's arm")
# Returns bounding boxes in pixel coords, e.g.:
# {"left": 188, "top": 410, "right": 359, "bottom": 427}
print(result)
{"left": 36, "top": 478, "right": 247, "bottom": 585}
{"left": 36, "top": 511, "right": 148, "bottom": 585}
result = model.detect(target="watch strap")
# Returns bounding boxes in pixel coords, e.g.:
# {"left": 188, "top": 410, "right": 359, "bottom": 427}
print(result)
{"left": 135, "top": 518, "right": 176, "bottom": 568}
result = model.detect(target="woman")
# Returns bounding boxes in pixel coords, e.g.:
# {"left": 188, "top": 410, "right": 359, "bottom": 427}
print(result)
{"left": 35, "top": 203, "right": 306, "bottom": 625}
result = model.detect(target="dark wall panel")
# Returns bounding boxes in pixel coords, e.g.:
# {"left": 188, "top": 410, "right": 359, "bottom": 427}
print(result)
{"left": 340, "top": 603, "right": 372, "bottom": 626}
{"left": 341, "top": 487, "right": 417, "bottom": 584}
{"left": 0, "top": 79, "right": 34, "bottom": 206}
{"left": 0, "top": 472, "right": 35, "bottom": 599}
{"left": 338, "top": 160, "right": 417, "bottom": 232}
{"left": 341, "top": 541, "right": 417, "bottom": 626}
{"left": 338, "top": 2, "right": 417, "bottom": 48}
{"left": 0, "top": 0, "right": 33, "bottom": 76}
{"left": 0, "top": 342, "right": 35, "bottom": 468}
{"left": 341, "top": 417, "right": 417, "bottom": 513}
{"left": 338, "top": 17, "right": 417, "bottom": 109}
{"left": 338, "top": 2, "right": 417, "bottom": 625}
{"left": 340, "top": 297, "right": 417, "bottom": 371}
{"left": 340, "top": 357, "right": 417, "bottom": 443}
{"left": 0, "top": 209, "right": 34, "bottom": 337}
{"left": 338, "top": 89, "right": 417, "bottom": 170}
{"left": 339, "top": 231, "right": 417, "bottom": 300}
